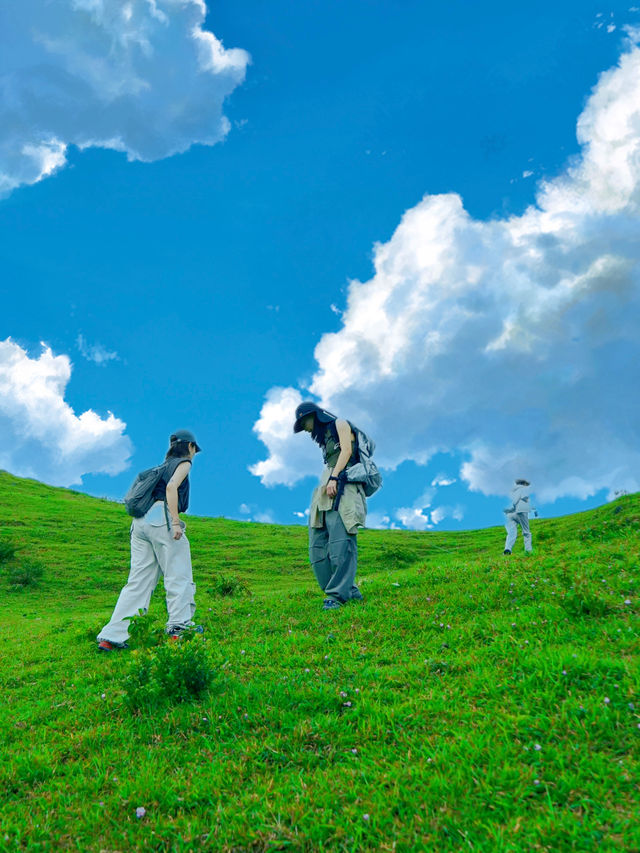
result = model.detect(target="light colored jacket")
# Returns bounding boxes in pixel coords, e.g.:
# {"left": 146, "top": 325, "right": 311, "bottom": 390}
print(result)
{"left": 309, "top": 465, "right": 367, "bottom": 534}
{"left": 504, "top": 484, "right": 531, "bottom": 515}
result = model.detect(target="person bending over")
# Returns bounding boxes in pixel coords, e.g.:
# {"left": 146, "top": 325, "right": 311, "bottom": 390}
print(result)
{"left": 294, "top": 402, "right": 367, "bottom": 611}
{"left": 97, "top": 430, "right": 202, "bottom": 650}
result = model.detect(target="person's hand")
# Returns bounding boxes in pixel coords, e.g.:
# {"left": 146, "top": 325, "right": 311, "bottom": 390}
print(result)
{"left": 326, "top": 479, "right": 338, "bottom": 498}
{"left": 172, "top": 521, "right": 183, "bottom": 540}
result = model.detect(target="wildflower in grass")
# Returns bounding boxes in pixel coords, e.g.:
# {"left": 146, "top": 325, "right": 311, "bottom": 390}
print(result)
{"left": 629, "top": 703, "right": 635, "bottom": 709}
{"left": 340, "top": 691, "right": 348, "bottom": 697}
{"left": 136, "top": 807, "right": 146, "bottom": 819}
{"left": 624, "top": 599, "right": 631, "bottom": 605}
{"left": 351, "top": 748, "right": 358, "bottom": 754}
{"left": 562, "top": 670, "right": 567, "bottom": 675}
{"left": 363, "top": 814, "right": 370, "bottom": 821}
{"left": 343, "top": 701, "right": 352, "bottom": 707}
{"left": 533, "top": 779, "right": 540, "bottom": 786}
{"left": 101, "top": 693, "right": 106, "bottom": 699}
{"left": 534, "top": 744, "right": 542, "bottom": 751}
{"left": 240, "top": 650, "right": 246, "bottom": 655}
{"left": 604, "top": 697, "right": 610, "bottom": 704}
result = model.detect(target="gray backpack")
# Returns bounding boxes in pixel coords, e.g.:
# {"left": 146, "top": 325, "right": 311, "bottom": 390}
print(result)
{"left": 345, "top": 423, "right": 383, "bottom": 497}
{"left": 123, "top": 463, "right": 169, "bottom": 518}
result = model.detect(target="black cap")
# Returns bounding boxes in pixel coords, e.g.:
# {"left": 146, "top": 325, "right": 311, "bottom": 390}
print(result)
{"left": 293, "top": 401, "right": 336, "bottom": 433}
{"left": 171, "top": 429, "right": 202, "bottom": 452}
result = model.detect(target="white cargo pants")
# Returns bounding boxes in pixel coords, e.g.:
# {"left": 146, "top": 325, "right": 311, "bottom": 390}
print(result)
{"left": 504, "top": 512, "right": 532, "bottom": 552}
{"left": 98, "top": 507, "right": 196, "bottom": 645}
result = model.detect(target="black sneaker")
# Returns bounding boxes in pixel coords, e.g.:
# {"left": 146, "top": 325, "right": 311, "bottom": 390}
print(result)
{"left": 322, "top": 598, "right": 342, "bottom": 611}
{"left": 503, "top": 549, "right": 512, "bottom": 555}
{"left": 350, "top": 589, "right": 364, "bottom": 602}
{"left": 167, "top": 624, "right": 204, "bottom": 640}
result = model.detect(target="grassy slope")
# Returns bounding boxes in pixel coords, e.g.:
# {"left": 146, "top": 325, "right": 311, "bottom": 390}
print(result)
{"left": 0, "top": 470, "right": 638, "bottom": 852}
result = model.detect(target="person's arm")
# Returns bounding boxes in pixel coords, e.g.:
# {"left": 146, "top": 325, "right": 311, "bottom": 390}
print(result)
{"left": 166, "top": 461, "right": 191, "bottom": 540}
{"left": 326, "top": 420, "right": 353, "bottom": 498}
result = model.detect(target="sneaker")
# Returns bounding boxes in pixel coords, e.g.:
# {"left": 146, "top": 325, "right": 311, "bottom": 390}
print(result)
{"left": 503, "top": 549, "right": 512, "bottom": 555}
{"left": 167, "top": 624, "right": 204, "bottom": 640}
{"left": 322, "top": 598, "right": 342, "bottom": 611}
{"left": 97, "top": 639, "right": 129, "bottom": 652}
{"left": 350, "top": 589, "right": 364, "bottom": 602}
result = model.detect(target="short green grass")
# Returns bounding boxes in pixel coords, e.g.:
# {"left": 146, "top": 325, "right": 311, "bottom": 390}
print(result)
{"left": 1, "top": 470, "right": 638, "bottom": 852}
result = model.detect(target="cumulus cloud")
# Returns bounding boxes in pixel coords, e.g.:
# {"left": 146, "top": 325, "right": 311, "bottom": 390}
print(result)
{"left": 0, "top": 0, "right": 249, "bottom": 195}
{"left": 253, "top": 37, "right": 640, "bottom": 504}
{"left": 250, "top": 387, "right": 319, "bottom": 486}
{"left": 77, "top": 334, "right": 118, "bottom": 365}
{"left": 0, "top": 338, "right": 132, "bottom": 485}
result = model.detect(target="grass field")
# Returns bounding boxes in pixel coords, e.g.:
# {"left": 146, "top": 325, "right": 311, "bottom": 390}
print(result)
{"left": 1, "top": 470, "right": 638, "bottom": 852}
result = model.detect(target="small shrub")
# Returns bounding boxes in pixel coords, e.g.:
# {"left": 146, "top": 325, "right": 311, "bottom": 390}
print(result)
{"left": 207, "top": 575, "right": 249, "bottom": 597}
{"left": 8, "top": 560, "right": 44, "bottom": 588}
{"left": 0, "top": 540, "right": 17, "bottom": 564}
{"left": 560, "top": 588, "right": 612, "bottom": 618}
{"left": 124, "top": 636, "right": 214, "bottom": 711}
{"left": 125, "top": 611, "right": 165, "bottom": 649}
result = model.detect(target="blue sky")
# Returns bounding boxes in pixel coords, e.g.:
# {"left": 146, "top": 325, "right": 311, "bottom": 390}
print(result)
{"left": 1, "top": 0, "right": 639, "bottom": 530}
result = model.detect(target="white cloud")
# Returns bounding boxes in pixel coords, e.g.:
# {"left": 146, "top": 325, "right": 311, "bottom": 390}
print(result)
{"left": 366, "top": 511, "right": 392, "bottom": 529}
{"left": 0, "top": 0, "right": 249, "bottom": 196}
{"left": 395, "top": 507, "right": 432, "bottom": 531}
{"left": 253, "top": 510, "right": 275, "bottom": 524}
{"left": 77, "top": 334, "right": 118, "bottom": 365}
{"left": 430, "top": 504, "right": 465, "bottom": 526}
{"left": 252, "top": 37, "right": 640, "bottom": 504}
{"left": 250, "top": 387, "right": 319, "bottom": 486}
{"left": 239, "top": 503, "right": 251, "bottom": 515}
{"left": 522, "top": 170, "right": 534, "bottom": 178}
{"left": 0, "top": 338, "right": 131, "bottom": 486}
{"left": 431, "top": 473, "right": 457, "bottom": 487}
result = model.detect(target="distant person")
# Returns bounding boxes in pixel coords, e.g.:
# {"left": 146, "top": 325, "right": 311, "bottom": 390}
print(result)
{"left": 97, "top": 430, "right": 202, "bottom": 651}
{"left": 503, "top": 478, "right": 534, "bottom": 555}
{"left": 294, "top": 402, "right": 380, "bottom": 610}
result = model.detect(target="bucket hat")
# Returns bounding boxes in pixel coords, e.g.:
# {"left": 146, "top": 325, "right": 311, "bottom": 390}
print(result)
{"left": 293, "top": 402, "right": 336, "bottom": 433}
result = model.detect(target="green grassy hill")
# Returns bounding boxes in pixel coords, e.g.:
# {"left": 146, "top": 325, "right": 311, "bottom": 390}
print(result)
{"left": 1, "top": 470, "right": 638, "bottom": 852}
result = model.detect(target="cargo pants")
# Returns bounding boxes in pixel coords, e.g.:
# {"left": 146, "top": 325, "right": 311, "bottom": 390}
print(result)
{"left": 309, "top": 509, "right": 361, "bottom": 603}
{"left": 504, "top": 511, "right": 532, "bottom": 552}
{"left": 97, "top": 505, "right": 196, "bottom": 645}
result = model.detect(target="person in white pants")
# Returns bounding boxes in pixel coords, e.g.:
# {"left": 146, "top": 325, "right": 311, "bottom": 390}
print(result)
{"left": 503, "top": 478, "right": 533, "bottom": 555}
{"left": 97, "top": 430, "right": 201, "bottom": 650}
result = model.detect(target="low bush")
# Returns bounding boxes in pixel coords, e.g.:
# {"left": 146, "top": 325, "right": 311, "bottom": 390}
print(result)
{"left": 124, "top": 635, "right": 215, "bottom": 711}
{"left": 8, "top": 559, "right": 44, "bottom": 588}
{"left": 207, "top": 574, "right": 249, "bottom": 597}
{"left": 0, "top": 540, "right": 17, "bottom": 565}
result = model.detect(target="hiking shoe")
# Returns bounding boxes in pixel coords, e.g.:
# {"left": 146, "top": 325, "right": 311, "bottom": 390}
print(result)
{"left": 322, "top": 598, "right": 342, "bottom": 611}
{"left": 97, "top": 639, "right": 129, "bottom": 652}
{"left": 167, "top": 624, "right": 204, "bottom": 640}
{"left": 503, "top": 549, "right": 512, "bottom": 555}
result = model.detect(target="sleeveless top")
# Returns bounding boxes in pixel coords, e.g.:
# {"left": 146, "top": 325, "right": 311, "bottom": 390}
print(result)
{"left": 151, "top": 456, "right": 191, "bottom": 512}
{"left": 322, "top": 424, "right": 357, "bottom": 470}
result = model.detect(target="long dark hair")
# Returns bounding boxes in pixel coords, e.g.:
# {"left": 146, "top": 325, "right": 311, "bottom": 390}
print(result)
{"left": 310, "top": 415, "right": 337, "bottom": 449}
{"left": 165, "top": 436, "right": 191, "bottom": 460}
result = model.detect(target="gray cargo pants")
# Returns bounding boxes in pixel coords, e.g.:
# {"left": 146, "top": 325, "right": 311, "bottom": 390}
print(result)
{"left": 505, "top": 512, "right": 532, "bottom": 552}
{"left": 309, "top": 509, "right": 360, "bottom": 603}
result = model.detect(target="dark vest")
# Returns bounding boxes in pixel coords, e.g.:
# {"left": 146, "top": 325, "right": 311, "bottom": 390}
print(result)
{"left": 151, "top": 456, "right": 191, "bottom": 512}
